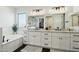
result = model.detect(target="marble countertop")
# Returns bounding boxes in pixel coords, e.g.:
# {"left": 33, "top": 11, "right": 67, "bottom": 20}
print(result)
{"left": 25, "top": 29, "right": 79, "bottom": 33}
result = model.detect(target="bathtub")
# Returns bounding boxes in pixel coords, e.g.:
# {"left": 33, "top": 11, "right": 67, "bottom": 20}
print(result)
{"left": 2, "top": 34, "right": 23, "bottom": 44}
{"left": 1, "top": 34, "right": 24, "bottom": 52}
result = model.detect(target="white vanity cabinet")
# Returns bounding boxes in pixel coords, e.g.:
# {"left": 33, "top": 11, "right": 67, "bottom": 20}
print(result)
{"left": 52, "top": 32, "right": 71, "bottom": 50}
{"left": 29, "top": 31, "right": 41, "bottom": 46}
{"left": 71, "top": 33, "right": 79, "bottom": 51}
{"left": 41, "top": 32, "right": 52, "bottom": 48}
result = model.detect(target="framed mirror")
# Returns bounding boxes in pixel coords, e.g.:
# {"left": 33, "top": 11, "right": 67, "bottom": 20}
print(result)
{"left": 71, "top": 14, "right": 79, "bottom": 26}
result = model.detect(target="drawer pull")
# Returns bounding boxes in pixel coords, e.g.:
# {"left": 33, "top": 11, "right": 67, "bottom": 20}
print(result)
{"left": 59, "top": 37, "right": 62, "bottom": 40}
{"left": 72, "top": 35, "right": 79, "bottom": 37}
{"left": 73, "top": 41, "right": 79, "bottom": 42}
{"left": 44, "top": 43, "right": 48, "bottom": 45}
{"left": 73, "top": 47, "right": 79, "bottom": 49}
{"left": 44, "top": 38, "right": 48, "bottom": 40}
{"left": 44, "top": 34, "right": 48, "bottom": 35}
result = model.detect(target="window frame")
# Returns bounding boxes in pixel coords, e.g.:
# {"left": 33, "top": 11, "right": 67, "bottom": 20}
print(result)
{"left": 16, "top": 12, "right": 28, "bottom": 28}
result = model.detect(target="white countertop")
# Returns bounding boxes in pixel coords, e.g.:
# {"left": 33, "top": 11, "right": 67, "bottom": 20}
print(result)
{"left": 26, "top": 30, "right": 79, "bottom": 33}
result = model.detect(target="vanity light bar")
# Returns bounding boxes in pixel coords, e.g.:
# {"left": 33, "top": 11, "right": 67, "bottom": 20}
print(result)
{"left": 33, "top": 9, "right": 42, "bottom": 12}
{"left": 52, "top": 6, "right": 65, "bottom": 9}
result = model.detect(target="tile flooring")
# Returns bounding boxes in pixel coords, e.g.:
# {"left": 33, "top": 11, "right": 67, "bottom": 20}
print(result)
{"left": 14, "top": 44, "right": 51, "bottom": 52}
{"left": 14, "top": 44, "right": 70, "bottom": 52}
{"left": 21, "top": 45, "right": 42, "bottom": 52}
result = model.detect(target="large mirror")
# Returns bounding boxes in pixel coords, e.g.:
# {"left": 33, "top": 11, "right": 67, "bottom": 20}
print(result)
{"left": 28, "top": 16, "right": 44, "bottom": 30}
{"left": 71, "top": 14, "right": 79, "bottom": 26}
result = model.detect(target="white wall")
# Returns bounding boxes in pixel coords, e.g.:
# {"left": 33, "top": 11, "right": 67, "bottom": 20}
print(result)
{"left": 0, "top": 7, "right": 16, "bottom": 36}
{"left": 16, "top": 6, "right": 75, "bottom": 30}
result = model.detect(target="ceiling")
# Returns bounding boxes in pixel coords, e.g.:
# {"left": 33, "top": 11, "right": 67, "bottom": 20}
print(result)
{"left": 12, "top": 6, "right": 58, "bottom": 10}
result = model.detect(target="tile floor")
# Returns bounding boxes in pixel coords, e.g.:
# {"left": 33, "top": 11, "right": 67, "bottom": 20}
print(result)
{"left": 14, "top": 44, "right": 70, "bottom": 52}
{"left": 21, "top": 45, "right": 42, "bottom": 52}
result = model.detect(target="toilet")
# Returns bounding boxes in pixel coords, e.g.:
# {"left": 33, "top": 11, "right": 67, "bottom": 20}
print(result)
{"left": 21, "top": 45, "right": 42, "bottom": 52}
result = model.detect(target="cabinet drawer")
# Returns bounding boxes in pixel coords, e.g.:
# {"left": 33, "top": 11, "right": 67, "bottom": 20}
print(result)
{"left": 72, "top": 40, "right": 79, "bottom": 43}
{"left": 29, "top": 35, "right": 40, "bottom": 39}
{"left": 24, "top": 30, "right": 28, "bottom": 34}
{"left": 41, "top": 42, "right": 51, "bottom": 47}
{"left": 71, "top": 44, "right": 79, "bottom": 51}
{"left": 23, "top": 40, "right": 29, "bottom": 44}
{"left": 71, "top": 34, "right": 79, "bottom": 38}
{"left": 52, "top": 33, "right": 70, "bottom": 37}
{"left": 23, "top": 36, "right": 28, "bottom": 39}
{"left": 23, "top": 38, "right": 29, "bottom": 42}
{"left": 42, "top": 32, "right": 51, "bottom": 37}
{"left": 23, "top": 36, "right": 28, "bottom": 40}
{"left": 71, "top": 37, "right": 79, "bottom": 41}
{"left": 41, "top": 37, "right": 51, "bottom": 42}
{"left": 29, "top": 32, "right": 40, "bottom": 36}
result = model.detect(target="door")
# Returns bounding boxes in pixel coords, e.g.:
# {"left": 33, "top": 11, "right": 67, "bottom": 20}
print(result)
{"left": 52, "top": 37, "right": 60, "bottom": 49}
{"left": 29, "top": 32, "right": 41, "bottom": 46}
{"left": 52, "top": 36, "right": 71, "bottom": 50}
{"left": 59, "top": 37, "right": 71, "bottom": 50}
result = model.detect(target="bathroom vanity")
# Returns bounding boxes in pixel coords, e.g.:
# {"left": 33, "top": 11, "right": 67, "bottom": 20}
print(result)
{"left": 22, "top": 7, "right": 79, "bottom": 52}
{"left": 23, "top": 30, "right": 79, "bottom": 51}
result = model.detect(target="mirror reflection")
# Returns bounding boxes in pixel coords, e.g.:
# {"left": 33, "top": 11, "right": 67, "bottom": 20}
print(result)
{"left": 72, "top": 14, "right": 79, "bottom": 26}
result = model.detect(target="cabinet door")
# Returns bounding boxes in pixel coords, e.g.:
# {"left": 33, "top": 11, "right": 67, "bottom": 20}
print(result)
{"left": 52, "top": 37, "right": 60, "bottom": 49}
{"left": 29, "top": 36, "right": 40, "bottom": 46}
{"left": 29, "top": 32, "right": 41, "bottom": 46}
{"left": 60, "top": 37, "right": 71, "bottom": 50}
{"left": 52, "top": 37, "right": 71, "bottom": 50}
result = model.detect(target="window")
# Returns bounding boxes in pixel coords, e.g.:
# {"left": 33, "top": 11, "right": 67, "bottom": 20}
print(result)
{"left": 18, "top": 13, "right": 27, "bottom": 27}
